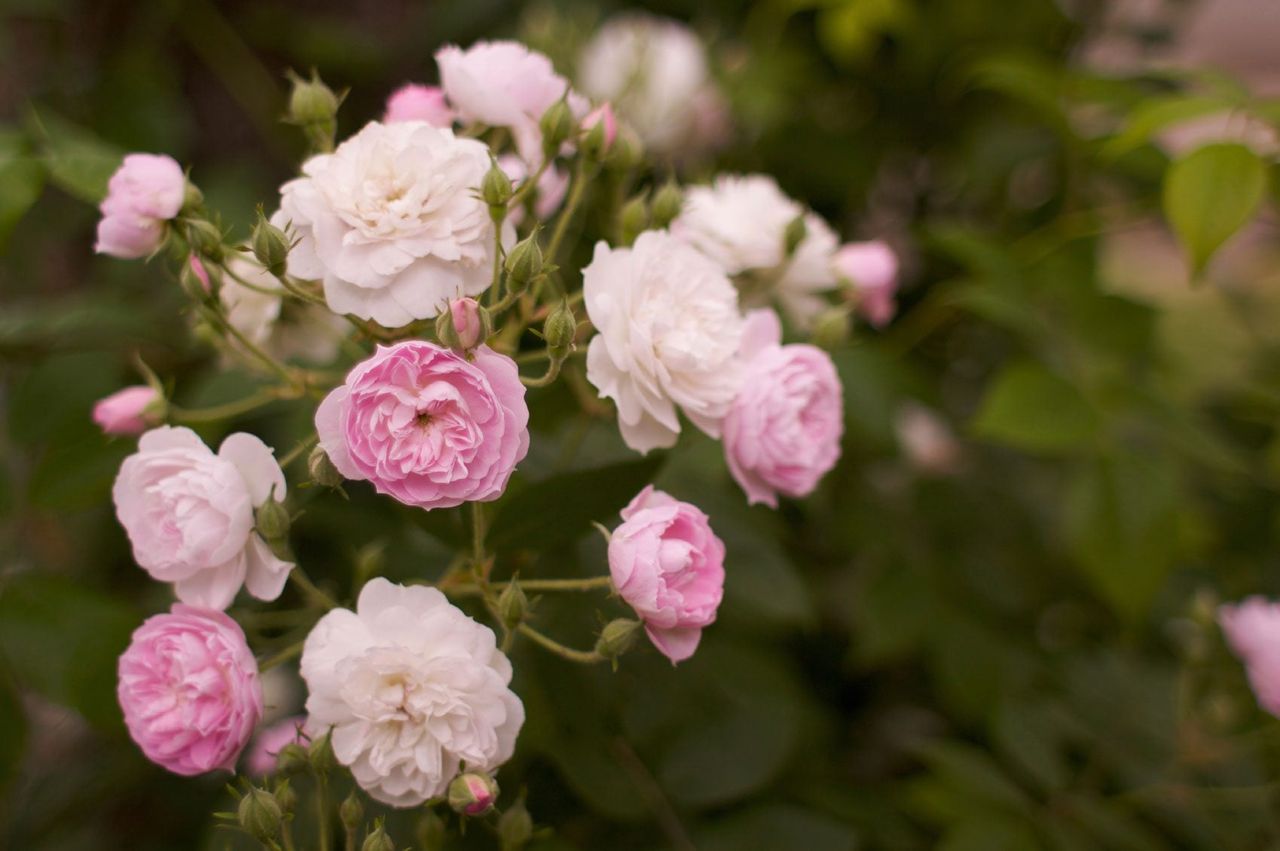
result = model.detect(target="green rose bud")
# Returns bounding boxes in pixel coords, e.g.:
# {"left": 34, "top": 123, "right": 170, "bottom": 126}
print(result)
{"left": 237, "top": 787, "right": 282, "bottom": 843}
{"left": 783, "top": 213, "right": 808, "bottom": 257}
{"left": 497, "top": 580, "right": 528, "bottom": 631}
{"left": 650, "top": 181, "right": 684, "bottom": 229}
{"left": 308, "top": 445, "right": 346, "bottom": 489}
{"left": 340, "top": 791, "right": 365, "bottom": 834}
{"left": 285, "top": 69, "right": 343, "bottom": 153}
{"left": 185, "top": 218, "right": 225, "bottom": 263}
{"left": 619, "top": 193, "right": 649, "bottom": 247}
{"left": 415, "top": 811, "right": 447, "bottom": 851}
{"left": 361, "top": 823, "right": 396, "bottom": 851}
{"left": 482, "top": 160, "right": 514, "bottom": 219}
{"left": 274, "top": 780, "right": 298, "bottom": 816}
{"left": 810, "top": 307, "right": 851, "bottom": 350}
{"left": 594, "top": 618, "right": 641, "bottom": 660}
{"left": 539, "top": 99, "right": 575, "bottom": 159}
{"left": 543, "top": 301, "right": 577, "bottom": 362}
{"left": 251, "top": 210, "right": 291, "bottom": 278}
{"left": 275, "top": 742, "right": 310, "bottom": 776}
{"left": 504, "top": 233, "right": 544, "bottom": 292}
{"left": 308, "top": 728, "right": 336, "bottom": 774}
{"left": 254, "top": 494, "right": 290, "bottom": 543}
{"left": 498, "top": 798, "right": 534, "bottom": 851}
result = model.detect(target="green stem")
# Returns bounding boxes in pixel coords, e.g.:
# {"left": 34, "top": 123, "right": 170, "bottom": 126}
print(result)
{"left": 470, "top": 502, "right": 487, "bottom": 568}
{"left": 546, "top": 158, "right": 593, "bottom": 265}
{"left": 202, "top": 306, "right": 298, "bottom": 386}
{"left": 278, "top": 433, "right": 319, "bottom": 469}
{"left": 516, "top": 624, "right": 605, "bottom": 664}
{"left": 508, "top": 157, "right": 552, "bottom": 210}
{"left": 444, "top": 576, "right": 613, "bottom": 597}
{"left": 259, "top": 641, "right": 303, "bottom": 672}
{"left": 281, "top": 818, "right": 297, "bottom": 851}
{"left": 169, "top": 388, "right": 284, "bottom": 423}
{"left": 289, "top": 568, "right": 339, "bottom": 610}
{"left": 520, "top": 357, "right": 564, "bottom": 388}
{"left": 316, "top": 771, "right": 331, "bottom": 851}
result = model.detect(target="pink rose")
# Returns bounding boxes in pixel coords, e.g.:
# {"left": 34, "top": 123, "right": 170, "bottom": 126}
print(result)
{"left": 1220, "top": 597, "right": 1280, "bottom": 717}
{"left": 117, "top": 605, "right": 263, "bottom": 776}
{"left": 609, "top": 486, "right": 725, "bottom": 664}
{"left": 722, "top": 309, "right": 844, "bottom": 507}
{"left": 315, "top": 341, "right": 529, "bottom": 510}
{"left": 384, "top": 83, "right": 455, "bottom": 126}
{"left": 245, "top": 715, "right": 308, "bottom": 777}
{"left": 95, "top": 153, "right": 186, "bottom": 259}
{"left": 834, "top": 240, "right": 898, "bottom": 327}
{"left": 113, "top": 427, "right": 295, "bottom": 610}
{"left": 93, "top": 385, "right": 161, "bottom": 436}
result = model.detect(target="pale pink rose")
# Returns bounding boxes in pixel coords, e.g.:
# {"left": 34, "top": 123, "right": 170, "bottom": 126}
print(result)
{"left": 315, "top": 341, "right": 529, "bottom": 510}
{"left": 609, "top": 486, "right": 725, "bottom": 664}
{"left": 895, "top": 403, "right": 960, "bottom": 476}
{"left": 722, "top": 310, "right": 843, "bottom": 507}
{"left": 582, "top": 103, "right": 618, "bottom": 150}
{"left": 93, "top": 386, "right": 160, "bottom": 436}
{"left": 384, "top": 83, "right": 455, "bottom": 127}
{"left": 834, "top": 241, "right": 899, "bottom": 328}
{"left": 117, "top": 605, "right": 263, "bottom": 776}
{"left": 448, "top": 297, "right": 485, "bottom": 350}
{"left": 1220, "top": 597, "right": 1280, "bottom": 717}
{"left": 245, "top": 715, "right": 308, "bottom": 777}
{"left": 435, "top": 40, "right": 588, "bottom": 162}
{"left": 113, "top": 427, "right": 295, "bottom": 610}
{"left": 497, "top": 154, "right": 569, "bottom": 224}
{"left": 95, "top": 153, "right": 186, "bottom": 259}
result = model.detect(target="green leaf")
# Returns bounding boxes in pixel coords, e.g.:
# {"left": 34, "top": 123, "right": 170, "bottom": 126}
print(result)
{"left": 1162, "top": 142, "right": 1267, "bottom": 276}
{"left": 852, "top": 558, "right": 937, "bottom": 666}
{"left": 486, "top": 456, "right": 663, "bottom": 552}
{"left": 915, "top": 742, "right": 1031, "bottom": 813}
{"left": 971, "top": 361, "right": 1099, "bottom": 453}
{"left": 25, "top": 107, "right": 124, "bottom": 205}
{"left": 0, "top": 128, "right": 46, "bottom": 247}
{"left": 0, "top": 574, "right": 137, "bottom": 730}
{"left": 1103, "top": 95, "right": 1240, "bottom": 159}
{"left": 694, "top": 804, "right": 858, "bottom": 851}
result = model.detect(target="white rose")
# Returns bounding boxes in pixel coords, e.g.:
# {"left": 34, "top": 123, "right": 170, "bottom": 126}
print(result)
{"left": 220, "top": 252, "right": 347, "bottom": 364}
{"left": 578, "top": 14, "right": 728, "bottom": 157}
{"left": 275, "top": 121, "right": 501, "bottom": 328}
{"left": 112, "top": 427, "right": 294, "bottom": 610}
{"left": 300, "top": 579, "right": 524, "bottom": 807}
{"left": 584, "top": 230, "right": 744, "bottom": 453}
{"left": 673, "top": 174, "right": 840, "bottom": 328}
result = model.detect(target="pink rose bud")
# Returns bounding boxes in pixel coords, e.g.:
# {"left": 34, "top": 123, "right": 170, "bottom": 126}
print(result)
{"left": 188, "top": 255, "right": 211, "bottom": 291}
{"left": 834, "top": 240, "right": 899, "bottom": 328}
{"left": 383, "top": 83, "right": 455, "bottom": 127}
{"left": 449, "top": 297, "right": 486, "bottom": 350}
{"left": 315, "top": 341, "right": 529, "bottom": 511}
{"left": 447, "top": 771, "right": 499, "bottom": 816}
{"left": 245, "top": 715, "right": 309, "bottom": 777}
{"left": 723, "top": 309, "right": 844, "bottom": 507}
{"left": 93, "top": 385, "right": 161, "bottom": 436}
{"left": 1220, "top": 597, "right": 1280, "bottom": 717}
{"left": 117, "top": 605, "right": 263, "bottom": 775}
{"left": 582, "top": 103, "right": 618, "bottom": 156}
{"left": 95, "top": 153, "right": 187, "bottom": 259}
{"left": 608, "top": 486, "right": 725, "bottom": 664}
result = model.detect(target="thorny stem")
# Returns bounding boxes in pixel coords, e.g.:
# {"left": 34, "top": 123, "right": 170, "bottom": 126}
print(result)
{"left": 516, "top": 624, "right": 605, "bottom": 664}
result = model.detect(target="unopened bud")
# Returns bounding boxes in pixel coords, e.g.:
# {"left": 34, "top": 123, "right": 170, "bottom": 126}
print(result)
{"left": 415, "top": 811, "right": 447, "bottom": 851}
{"left": 238, "top": 787, "right": 282, "bottom": 843}
{"left": 308, "top": 445, "right": 346, "bottom": 489}
{"left": 482, "top": 160, "right": 514, "bottom": 218}
{"left": 504, "top": 233, "right": 543, "bottom": 291}
{"left": 252, "top": 210, "right": 291, "bottom": 278}
{"left": 594, "top": 618, "right": 641, "bottom": 659}
{"left": 186, "top": 218, "right": 225, "bottom": 262}
{"left": 275, "top": 742, "right": 310, "bottom": 775}
{"left": 286, "top": 69, "right": 342, "bottom": 153}
{"left": 783, "top": 214, "right": 808, "bottom": 257}
{"left": 436, "top": 297, "right": 490, "bottom": 351}
{"left": 448, "top": 771, "right": 499, "bottom": 817}
{"left": 581, "top": 103, "right": 618, "bottom": 160}
{"left": 539, "top": 99, "right": 575, "bottom": 158}
{"left": 340, "top": 791, "right": 364, "bottom": 833}
{"left": 619, "top": 193, "right": 649, "bottom": 247}
{"left": 180, "top": 256, "right": 214, "bottom": 301}
{"left": 497, "top": 580, "right": 528, "bottom": 630}
{"left": 543, "top": 301, "right": 576, "bottom": 362}
{"left": 308, "top": 728, "right": 336, "bottom": 774}
{"left": 650, "top": 181, "right": 684, "bottom": 229}
{"left": 498, "top": 798, "right": 533, "bottom": 851}
{"left": 182, "top": 181, "right": 204, "bottom": 214}
{"left": 361, "top": 823, "right": 396, "bottom": 851}
{"left": 255, "top": 495, "right": 291, "bottom": 542}
{"left": 810, "top": 307, "right": 850, "bottom": 350}
{"left": 605, "top": 124, "right": 643, "bottom": 172}
{"left": 274, "top": 780, "right": 298, "bottom": 816}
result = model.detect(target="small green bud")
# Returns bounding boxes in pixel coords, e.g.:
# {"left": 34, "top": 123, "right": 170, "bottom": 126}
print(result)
{"left": 339, "top": 791, "right": 365, "bottom": 834}
{"left": 182, "top": 181, "right": 204, "bottom": 213}
{"left": 594, "top": 618, "right": 641, "bottom": 660}
{"left": 286, "top": 69, "right": 342, "bottom": 153}
{"left": 275, "top": 742, "right": 310, "bottom": 776}
{"left": 783, "top": 214, "right": 808, "bottom": 257}
{"left": 361, "top": 822, "right": 396, "bottom": 851}
{"left": 498, "top": 798, "right": 533, "bottom": 851}
{"left": 810, "top": 307, "right": 850, "bottom": 350}
{"left": 308, "top": 728, "right": 336, "bottom": 774}
{"left": 497, "top": 580, "right": 528, "bottom": 631}
{"left": 448, "top": 771, "right": 500, "bottom": 817}
{"left": 254, "top": 495, "right": 291, "bottom": 542}
{"left": 482, "top": 160, "right": 514, "bottom": 217}
{"left": 415, "top": 810, "right": 447, "bottom": 851}
{"left": 580, "top": 103, "right": 617, "bottom": 161}
{"left": 605, "top": 124, "right": 643, "bottom": 172}
{"left": 185, "top": 218, "right": 225, "bottom": 263}
{"left": 543, "top": 301, "right": 577, "bottom": 362}
{"left": 618, "top": 193, "right": 649, "bottom": 247}
{"left": 539, "top": 98, "right": 575, "bottom": 158}
{"left": 308, "top": 445, "right": 346, "bottom": 489}
{"left": 650, "top": 181, "right": 684, "bottom": 229}
{"left": 237, "top": 787, "right": 282, "bottom": 843}
{"left": 274, "top": 780, "right": 298, "bottom": 816}
{"left": 252, "top": 210, "right": 291, "bottom": 278}
{"left": 504, "top": 233, "right": 544, "bottom": 291}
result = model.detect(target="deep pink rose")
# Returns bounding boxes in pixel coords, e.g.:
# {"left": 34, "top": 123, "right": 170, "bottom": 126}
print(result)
{"left": 384, "top": 83, "right": 455, "bottom": 126}
{"left": 315, "top": 341, "right": 529, "bottom": 510}
{"left": 834, "top": 240, "right": 898, "bottom": 327}
{"left": 1220, "top": 597, "right": 1280, "bottom": 717}
{"left": 722, "top": 309, "right": 844, "bottom": 507}
{"left": 609, "top": 486, "right": 725, "bottom": 664}
{"left": 117, "top": 605, "right": 263, "bottom": 776}
{"left": 93, "top": 386, "right": 160, "bottom": 436}
{"left": 95, "top": 153, "right": 186, "bottom": 259}
{"left": 245, "top": 715, "right": 308, "bottom": 777}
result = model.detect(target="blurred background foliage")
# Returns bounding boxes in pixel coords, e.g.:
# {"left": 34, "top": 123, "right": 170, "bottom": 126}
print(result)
{"left": 6, "top": 0, "right": 1280, "bottom": 848}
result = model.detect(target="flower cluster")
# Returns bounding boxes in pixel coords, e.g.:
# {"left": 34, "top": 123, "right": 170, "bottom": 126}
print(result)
{"left": 89, "top": 18, "right": 888, "bottom": 838}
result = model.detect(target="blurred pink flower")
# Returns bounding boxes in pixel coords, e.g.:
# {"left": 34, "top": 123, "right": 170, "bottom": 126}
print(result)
{"left": 244, "top": 715, "right": 308, "bottom": 777}
{"left": 95, "top": 154, "right": 185, "bottom": 258}
{"left": 1220, "top": 597, "right": 1280, "bottom": 717}
{"left": 93, "top": 386, "right": 160, "bottom": 436}
{"left": 383, "top": 83, "right": 455, "bottom": 127}
{"left": 834, "top": 240, "right": 899, "bottom": 328}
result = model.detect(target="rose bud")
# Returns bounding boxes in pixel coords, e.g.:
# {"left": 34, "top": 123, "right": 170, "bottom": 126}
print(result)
{"left": 448, "top": 771, "right": 500, "bottom": 816}
{"left": 581, "top": 103, "right": 618, "bottom": 160}
{"left": 93, "top": 386, "right": 163, "bottom": 436}
{"left": 435, "top": 297, "right": 490, "bottom": 352}
{"left": 238, "top": 786, "right": 283, "bottom": 843}
{"left": 94, "top": 153, "right": 186, "bottom": 259}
